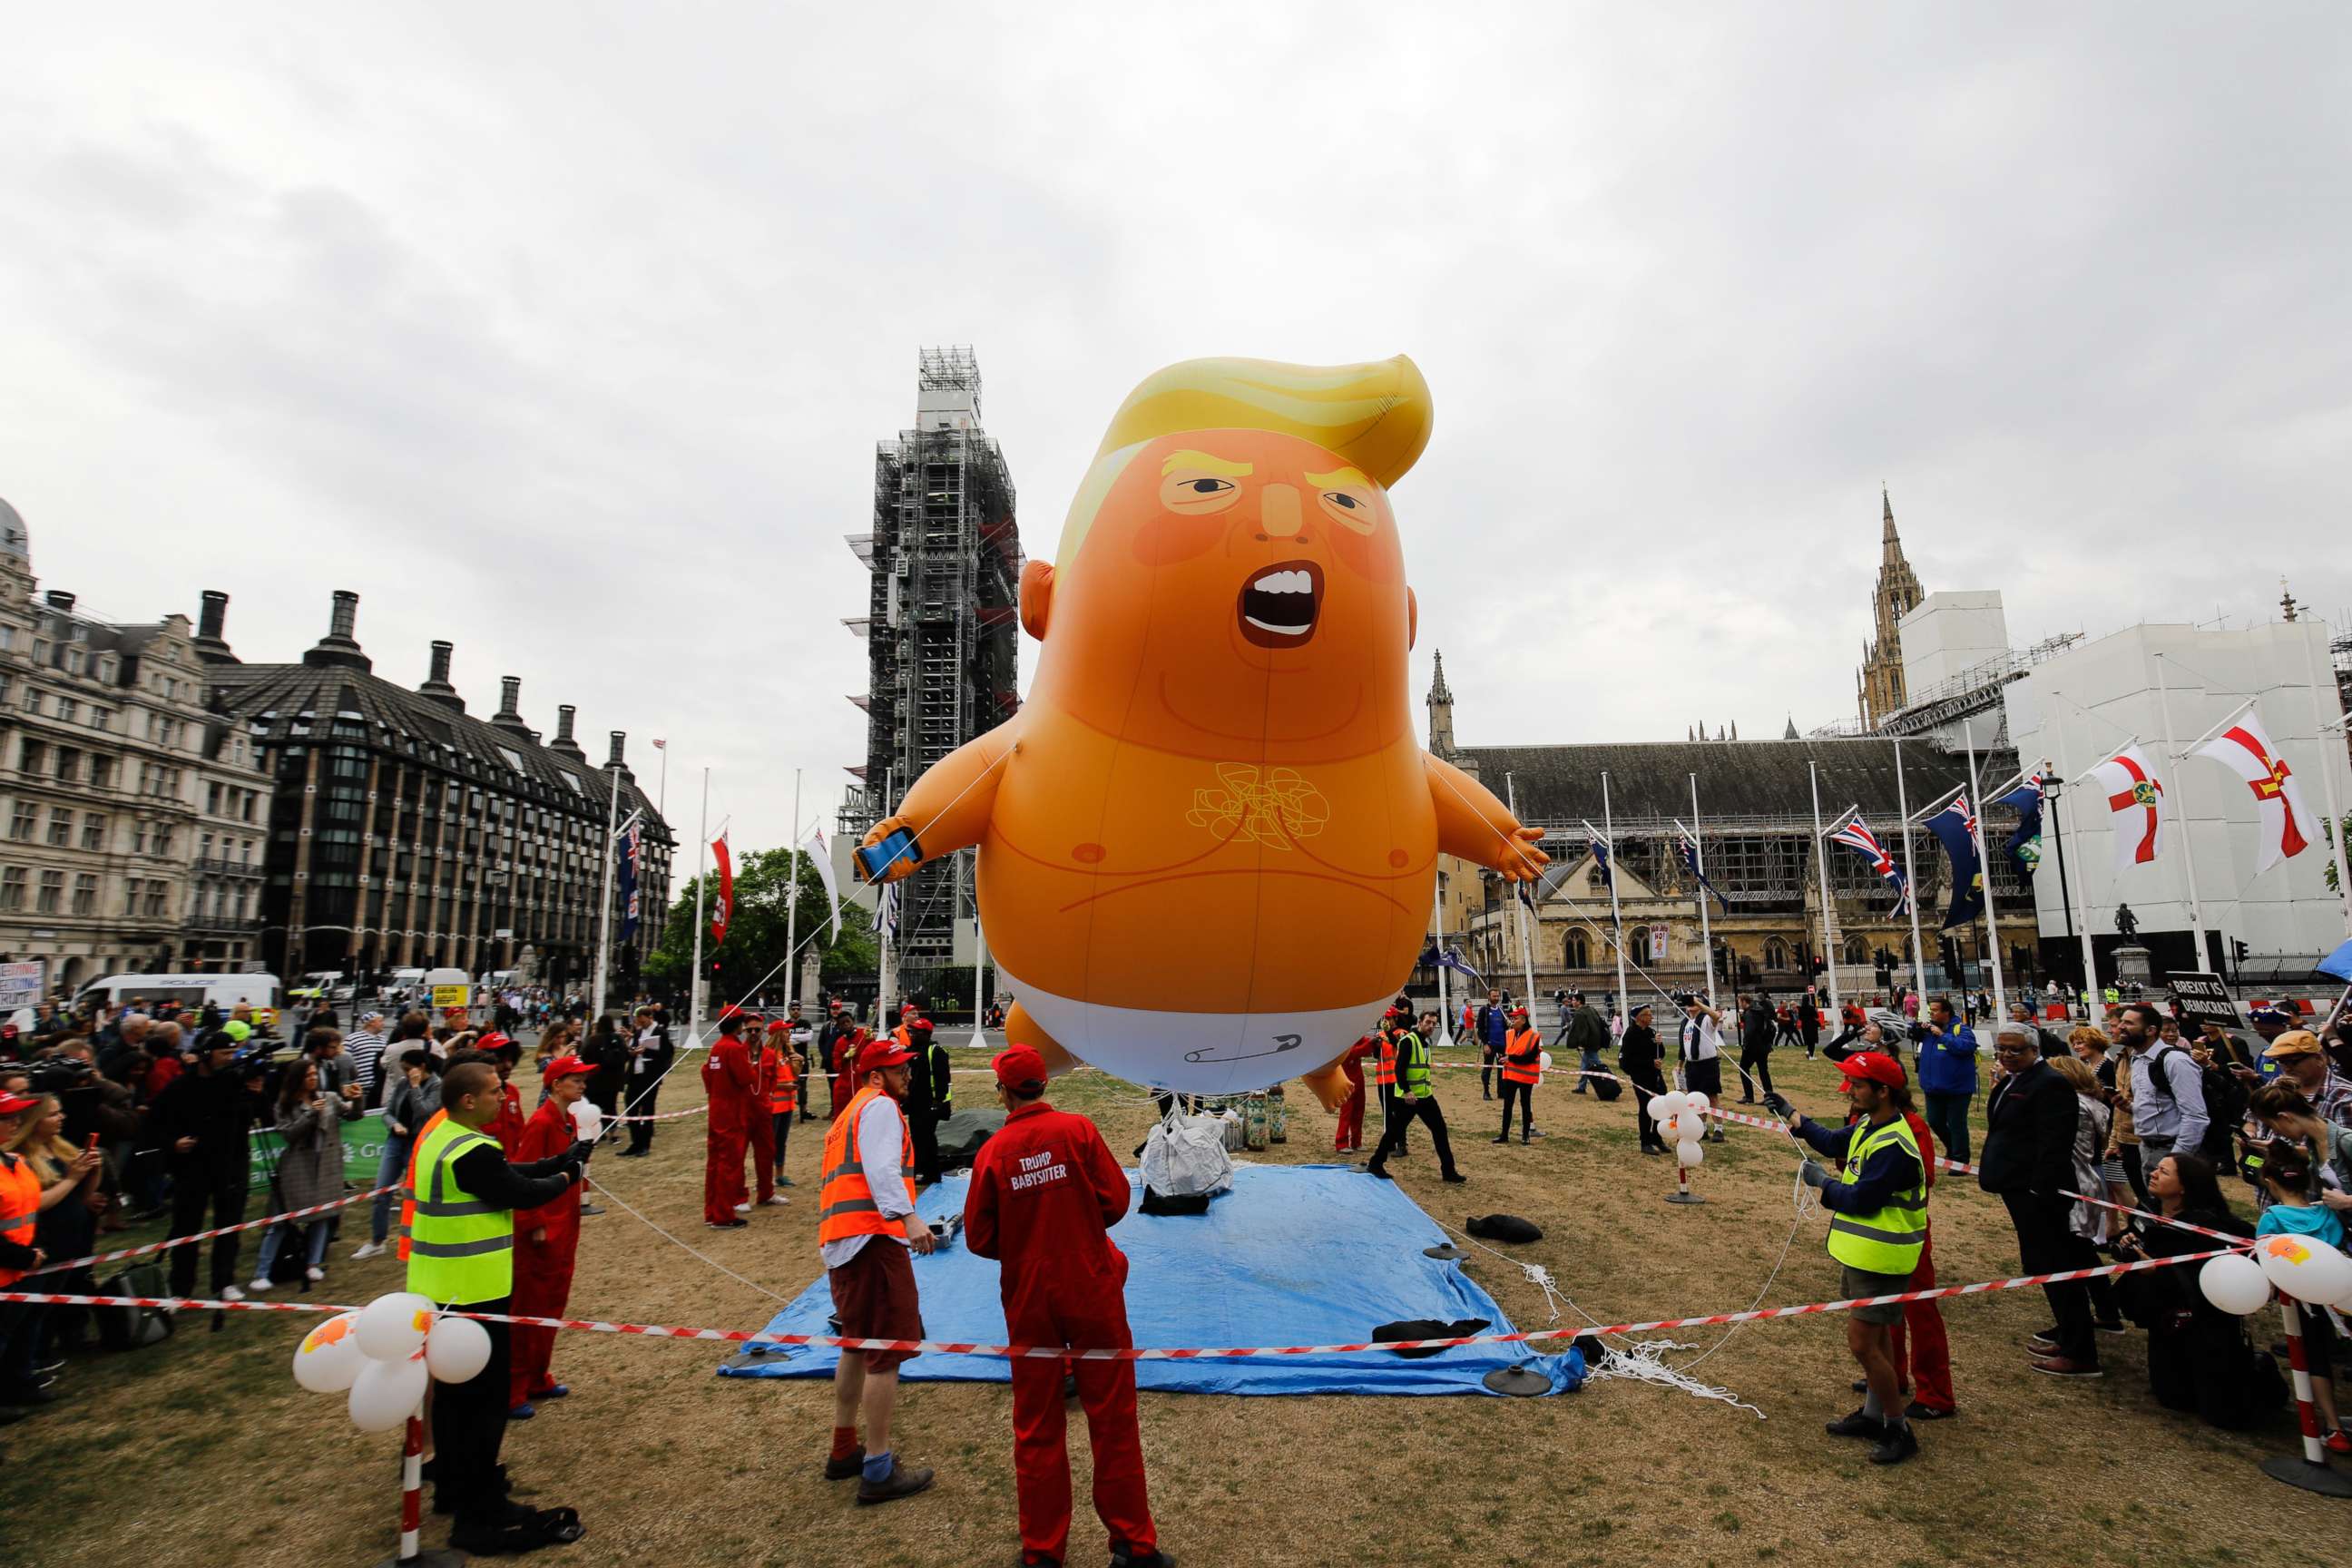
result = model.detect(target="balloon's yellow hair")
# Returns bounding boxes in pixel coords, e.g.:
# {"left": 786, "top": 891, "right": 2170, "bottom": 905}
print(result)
{"left": 1055, "top": 355, "right": 1431, "bottom": 577}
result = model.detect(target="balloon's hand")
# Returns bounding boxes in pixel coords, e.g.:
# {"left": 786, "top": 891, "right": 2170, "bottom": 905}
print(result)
{"left": 1492, "top": 826, "right": 1549, "bottom": 882}
{"left": 858, "top": 818, "right": 922, "bottom": 884}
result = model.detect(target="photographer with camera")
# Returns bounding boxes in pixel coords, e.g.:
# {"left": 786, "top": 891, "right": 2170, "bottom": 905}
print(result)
{"left": 146, "top": 1031, "right": 269, "bottom": 1300}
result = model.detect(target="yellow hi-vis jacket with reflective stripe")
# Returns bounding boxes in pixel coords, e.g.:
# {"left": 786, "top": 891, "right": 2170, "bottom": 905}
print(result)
{"left": 405, "top": 1117, "right": 514, "bottom": 1306}
{"left": 1824, "top": 1114, "right": 1928, "bottom": 1277}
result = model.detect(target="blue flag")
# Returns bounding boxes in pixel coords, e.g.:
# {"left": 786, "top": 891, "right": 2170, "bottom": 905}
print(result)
{"left": 1995, "top": 774, "right": 2045, "bottom": 875}
{"left": 616, "top": 816, "right": 643, "bottom": 942}
{"left": 1926, "top": 795, "right": 1984, "bottom": 931}
{"left": 1590, "top": 837, "right": 1613, "bottom": 891}
{"left": 1677, "top": 829, "right": 1729, "bottom": 913}
{"left": 1416, "top": 942, "right": 1486, "bottom": 985}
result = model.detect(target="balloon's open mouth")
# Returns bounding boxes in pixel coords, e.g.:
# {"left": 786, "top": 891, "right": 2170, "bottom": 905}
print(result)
{"left": 1236, "top": 560, "right": 1323, "bottom": 649}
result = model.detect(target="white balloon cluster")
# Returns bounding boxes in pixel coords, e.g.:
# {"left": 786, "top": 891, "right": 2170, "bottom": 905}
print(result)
{"left": 1647, "top": 1090, "right": 1711, "bottom": 1166}
{"left": 2199, "top": 1233, "right": 2352, "bottom": 1318}
{"left": 290, "top": 1291, "right": 494, "bottom": 1433}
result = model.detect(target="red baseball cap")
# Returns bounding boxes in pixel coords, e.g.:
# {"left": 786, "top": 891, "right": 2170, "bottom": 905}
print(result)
{"left": 0, "top": 1091, "right": 37, "bottom": 1116}
{"left": 476, "top": 1031, "right": 513, "bottom": 1053}
{"left": 542, "top": 1054, "right": 593, "bottom": 1082}
{"left": 856, "top": 1038, "right": 915, "bottom": 1077}
{"left": 1834, "top": 1052, "right": 1907, "bottom": 1089}
{"left": 992, "top": 1044, "right": 1047, "bottom": 1092}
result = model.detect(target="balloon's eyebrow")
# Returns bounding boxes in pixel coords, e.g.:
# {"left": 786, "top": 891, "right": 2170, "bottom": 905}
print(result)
{"left": 1304, "top": 466, "right": 1372, "bottom": 490}
{"left": 1160, "top": 449, "right": 1253, "bottom": 478}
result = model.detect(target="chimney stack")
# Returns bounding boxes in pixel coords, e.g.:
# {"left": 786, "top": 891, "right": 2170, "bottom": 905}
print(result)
{"left": 607, "top": 730, "right": 627, "bottom": 768}
{"left": 192, "top": 590, "right": 239, "bottom": 666}
{"left": 489, "top": 674, "right": 530, "bottom": 733}
{"left": 303, "top": 589, "right": 371, "bottom": 671}
{"left": 418, "top": 640, "right": 464, "bottom": 710}
{"left": 550, "top": 703, "right": 584, "bottom": 759}
{"left": 44, "top": 590, "right": 74, "bottom": 612}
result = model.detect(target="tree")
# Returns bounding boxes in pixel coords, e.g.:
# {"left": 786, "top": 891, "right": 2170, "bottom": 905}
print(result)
{"left": 643, "top": 846, "right": 876, "bottom": 1004}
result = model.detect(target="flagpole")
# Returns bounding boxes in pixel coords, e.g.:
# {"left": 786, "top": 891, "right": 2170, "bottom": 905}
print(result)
{"left": 785, "top": 768, "right": 803, "bottom": 1013}
{"left": 1965, "top": 728, "right": 2008, "bottom": 1025}
{"left": 1506, "top": 774, "right": 1538, "bottom": 1008}
{"left": 968, "top": 848, "right": 990, "bottom": 1049}
{"left": 593, "top": 753, "right": 621, "bottom": 1020}
{"left": 877, "top": 766, "right": 898, "bottom": 1025}
{"left": 1602, "top": 770, "right": 1628, "bottom": 1024}
{"left": 1808, "top": 760, "right": 1842, "bottom": 1017}
{"left": 2154, "top": 653, "right": 2212, "bottom": 971}
{"left": 1431, "top": 868, "right": 1454, "bottom": 1048}
{"left": 688, "top": 767, "right": 710, "bottom": 1039}
{"left": 1689, "top": 774, "right": 1717, "bottom": 1009}
{"left": 2304, "top": 631, "right": 2352, "bottom": 936}
{"left": 2049, "top": 702, "right": 2103, "bottom": 1012}
{"left": 1895, "top": 738, "right": 1929, "bottom": 1007}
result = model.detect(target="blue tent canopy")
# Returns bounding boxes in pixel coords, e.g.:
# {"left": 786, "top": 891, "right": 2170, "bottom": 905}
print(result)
{"left": 723, "top": 1162, "right": 1582, "bottom": 1396}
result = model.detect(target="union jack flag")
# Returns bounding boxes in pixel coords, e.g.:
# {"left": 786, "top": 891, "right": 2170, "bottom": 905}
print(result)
{"left": 1829, "top": 815, "right": 1912, "bottom": 916}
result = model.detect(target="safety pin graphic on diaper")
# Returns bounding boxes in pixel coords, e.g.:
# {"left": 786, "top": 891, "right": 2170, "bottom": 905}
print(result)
{"left": 1183, "top": 1034, "right": 1303, "bottom": 1065}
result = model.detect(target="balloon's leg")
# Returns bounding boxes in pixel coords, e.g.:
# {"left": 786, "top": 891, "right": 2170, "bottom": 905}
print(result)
{"left": 1004, "top": 1002, "right": 1082, "bottom": 1078}
{"left": 1299, "top": 1054, "right": 1354, "bottom": 1113}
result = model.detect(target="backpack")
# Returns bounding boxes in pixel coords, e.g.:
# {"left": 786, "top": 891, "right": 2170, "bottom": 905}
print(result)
{"left": 2146, "top": 1045, "right": 2243, "bottom": 1160}
{"left": 95, "top": 1261, "right": 176, "bottom": 1351}
{"left": 1587, "top": 1072, "right": 1623, "bottom": 1102}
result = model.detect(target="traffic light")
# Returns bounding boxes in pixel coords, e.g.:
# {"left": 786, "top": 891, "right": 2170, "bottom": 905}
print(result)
{"left": 2232, "top": 938, "right": 2249, "bottom": 965}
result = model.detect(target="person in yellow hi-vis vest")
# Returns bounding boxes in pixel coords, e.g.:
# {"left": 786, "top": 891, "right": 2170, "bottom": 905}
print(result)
{"left": 1773, "top": 1051, "right": 1930, "bottom": 1467}
{"left": 407, "top": 1060, "right": 588, "bottom": 1552}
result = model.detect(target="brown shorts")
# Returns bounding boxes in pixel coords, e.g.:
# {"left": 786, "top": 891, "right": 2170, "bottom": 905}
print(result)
{"left": 828, "top": 1239, "right": 926, "bottom": 1371}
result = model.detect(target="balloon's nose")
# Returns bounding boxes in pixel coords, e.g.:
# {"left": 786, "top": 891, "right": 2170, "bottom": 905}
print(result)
{"left": 1259, "top": 484, "right": 1302, "bottom": 538}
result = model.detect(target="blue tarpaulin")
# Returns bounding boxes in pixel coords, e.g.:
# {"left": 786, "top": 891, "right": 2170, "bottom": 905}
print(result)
{"left": 721, "top": 1162, "right": 1583, "bottom": 1396}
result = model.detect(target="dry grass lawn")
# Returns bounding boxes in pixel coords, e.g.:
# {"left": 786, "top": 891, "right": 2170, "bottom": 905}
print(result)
{"left": 5, "top": 1037, "right": 2345, "bottom": 1568}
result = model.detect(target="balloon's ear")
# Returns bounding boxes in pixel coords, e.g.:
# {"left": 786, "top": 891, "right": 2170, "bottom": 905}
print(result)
{"left": 1406, "top": 586, "right": 1418, "bottom": 651}
{"left": 1019, "top": 561, "right": 1054, "bottom": 642}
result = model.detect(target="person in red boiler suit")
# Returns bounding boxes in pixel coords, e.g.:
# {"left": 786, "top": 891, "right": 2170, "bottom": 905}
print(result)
{"left": 747, "top": 1024, "right": 789, "bottom": 1209}
{"left": 964, "top": 1045, "right": 1170, "bottom": 1568}
{"left": 509, "top": 1054, "right": 592, "bottom": 1417}
{"left": 1335, "top": 1034, "right": 1375, "bottom": 1152}
{"left": 480, "top": 1034, "right": 527, "bottom": 1157}
{"left": 701, "top": 1013, "right": 757, "bottom": 1229}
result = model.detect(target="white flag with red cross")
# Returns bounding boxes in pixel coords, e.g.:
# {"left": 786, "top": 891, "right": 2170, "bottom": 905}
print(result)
{"left": 2191, "top": 711, "right": 2312, "bottom": 873}
{"left": 2089, "top": 744, "right": 2167, "bottom": 876}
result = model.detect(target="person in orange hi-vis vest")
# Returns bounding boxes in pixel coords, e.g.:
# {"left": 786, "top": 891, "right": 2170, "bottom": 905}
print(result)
{"left": 762, "top": 1020, "right": 803, "bottom": 1191}
{"left": 746, "top": 1023, "right": 790, "bottom": 1208}
{"left": 701, "top": 1013, "right": 757, "bottom": 1229}
{"left": 818, "top": 1034, "right": 936, "bottom": 1505}
{"left": 1371, "top": 1010, "right": 1408, "bottom": 1158}
{"left": 1496, "top": 1006, "right": 1544, "bottom": 1145}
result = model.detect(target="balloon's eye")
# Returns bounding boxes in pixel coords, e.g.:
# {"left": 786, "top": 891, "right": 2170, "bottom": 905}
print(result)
{"left": 1190, "top": 478, "right": 1231, "bottom": 495}
{"left": 1161, "top": 471, "right": 1246, "bottom": 515}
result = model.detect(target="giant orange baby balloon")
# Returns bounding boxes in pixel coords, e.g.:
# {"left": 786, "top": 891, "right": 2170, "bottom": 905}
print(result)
{"left": 859, "top": 357, "right": 1545, "bottom": 1107}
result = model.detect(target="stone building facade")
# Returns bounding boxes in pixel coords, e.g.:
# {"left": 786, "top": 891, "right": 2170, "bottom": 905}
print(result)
{"left": 1425, "top": 652, "right": 2031, "bottom": 1010}
{"left": 0, "top": 497, "right": 270, "bottom": 994}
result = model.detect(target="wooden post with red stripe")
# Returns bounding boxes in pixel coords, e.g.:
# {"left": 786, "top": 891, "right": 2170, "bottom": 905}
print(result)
{"left": 373, "top": 1402, "right": 464, "bottom": 1567}
{"left": 2258, "top": 1293, "right": 2352, "bottom": 1496}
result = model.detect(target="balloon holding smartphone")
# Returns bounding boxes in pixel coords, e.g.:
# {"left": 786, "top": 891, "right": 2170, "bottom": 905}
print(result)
{"left": 855, "top": 828, "right": 921, "bottom": 881}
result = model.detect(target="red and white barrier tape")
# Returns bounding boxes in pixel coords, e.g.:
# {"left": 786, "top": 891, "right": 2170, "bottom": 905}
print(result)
{"left": 23, "top": 1185, "right": 398, "bottom": 1279}
{"left": 0, "top": 1243, "right": 2238, "bottom": 1360}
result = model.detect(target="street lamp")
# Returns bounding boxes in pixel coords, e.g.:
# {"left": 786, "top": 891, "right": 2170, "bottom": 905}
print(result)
{"left": 2044, "top": 777, "right": 2081, "bottom": 994}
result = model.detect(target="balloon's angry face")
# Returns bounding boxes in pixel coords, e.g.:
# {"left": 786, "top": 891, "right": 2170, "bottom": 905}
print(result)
{"left": 1043, "top": 428, "right": 1413, "bottom": 760}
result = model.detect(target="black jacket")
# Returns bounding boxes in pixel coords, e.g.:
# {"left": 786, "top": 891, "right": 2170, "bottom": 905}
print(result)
{"left": 1977, "top": 1060, "right": 2076, "bottom": 1196}
{"left": 145, "top": 1068, "right": 266, "bottom": 1178}
{"left": 1617, "top": 1022, "right": 1661, "bottom": 1077}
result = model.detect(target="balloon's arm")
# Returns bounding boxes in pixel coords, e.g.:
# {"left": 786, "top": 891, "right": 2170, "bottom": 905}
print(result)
{"left": 1425, "top": 752, "right": 1547, "bottom": 882}
{"left": 1299, "top": 1052, "right": 1354, "bottom": 1112}
{"left": 858, "top": 721, "right": 1023, "bottom": 880}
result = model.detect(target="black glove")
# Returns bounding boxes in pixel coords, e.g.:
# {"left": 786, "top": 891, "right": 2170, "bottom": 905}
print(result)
{"left": 566, "top": 1138, "right": 596, "bottom": 1162}
{"left": 1798, "top": 1161, "right": 1830, "bottom": 1189}
{"left": 1762, "top": 1092, "right": 1795, "bottom": 1120}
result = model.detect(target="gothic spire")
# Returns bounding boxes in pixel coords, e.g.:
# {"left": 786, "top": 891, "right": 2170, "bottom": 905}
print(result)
{"left": 1428, "top": 647, "right": 1453, "bottom": 703}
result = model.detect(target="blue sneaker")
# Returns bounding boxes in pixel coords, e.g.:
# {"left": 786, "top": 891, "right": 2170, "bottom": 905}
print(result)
{"left": 508, "top": 1401, "right": 537, "bottom": 1420}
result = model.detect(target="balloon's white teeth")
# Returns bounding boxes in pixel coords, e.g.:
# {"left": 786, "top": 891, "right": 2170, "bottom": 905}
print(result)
{"left": 1251, "top": 570, "right": 1313, "bottom": 594}
{"left": 1244, "top": 615, "right": 1310, "bottom": 634}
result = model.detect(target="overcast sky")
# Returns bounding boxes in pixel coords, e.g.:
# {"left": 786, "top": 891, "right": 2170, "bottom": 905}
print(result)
{"left": 6, "top": 5, "right": 2347, "bottom": 851}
